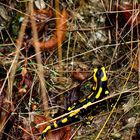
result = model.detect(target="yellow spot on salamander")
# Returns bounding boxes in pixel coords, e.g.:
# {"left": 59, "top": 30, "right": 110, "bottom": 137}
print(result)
{"left": 68, "top": 103, "right": 76, "bottom": 111}
{"left": 105, "top": 90, "right": 109, "bottom": 94}
{"left": 92, "top": 86, "right": 96, "bottom": 90}
{"left": 68, "top": 106, "right": 74, "bottom": 111}
{"left": 43, "top": 125, "right": 51, "bottom": 133}
{"left": 83, "top": 102, "right": 92, "bottom": 109}
{"left": 54, "top": 121, "right": 58, "bottom": 128}
{"left": 88, "top": 92, "right": 94, "bottom": 99}
{"left": 68, "top": 107, "right": 72, "bottom": 111}
{"left": 61, "top": 118, "right": 68, "bottom": 123}
{"left": 95, "top": 87, "right": 102, "bottom": 99}
{"left": 79, "top": 98, "right": 86, "bottom": 103}
{"left": 69, "top": 109, "right": 80, "bottom": 117}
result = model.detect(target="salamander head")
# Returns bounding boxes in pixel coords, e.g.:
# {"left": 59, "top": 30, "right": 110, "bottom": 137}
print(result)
{"left": 93, "top": 67, "right": 107, "bottom": 82}
{"left": 93, "top": 67, "right": 109, "bottom": 98}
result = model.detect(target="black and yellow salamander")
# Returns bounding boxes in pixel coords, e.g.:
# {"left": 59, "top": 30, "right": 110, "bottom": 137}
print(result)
{"left": 40, "top": 67, "right": 109, "bottom": 140}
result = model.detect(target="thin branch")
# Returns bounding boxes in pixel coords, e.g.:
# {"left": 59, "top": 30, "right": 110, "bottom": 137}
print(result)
{"left": 29, "top": 0, "right": 48, "bottom": 111}
{"left": 7, "top": 9, "right": 29, "bottom": 101}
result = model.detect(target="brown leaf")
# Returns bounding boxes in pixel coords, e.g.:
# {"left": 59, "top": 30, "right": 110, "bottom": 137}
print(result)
{"left": 43, "top": 126, "right": 71, "bottom": 140}
{"left": 22, "top": 115, "right": 49, "bottom": 140}
{"left": 34, "top": 115, "right": 50, "bottom": 133}
{"left": 34, "top": 115, "right": 71, "bottom": 140}
{"left": 39, "top": 8, "right": 67, "bottom": 50}
{"left": 72, "top": 71, "right": 87, "bottom": 81}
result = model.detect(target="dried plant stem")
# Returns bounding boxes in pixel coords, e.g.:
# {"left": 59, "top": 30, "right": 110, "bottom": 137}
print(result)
{"left": 0, "top": 2, "right": 29, "bottom": 134}
{"left": 108, "top": 1, "right": 119, "bottom": 72}
{"left": 29, "top": 1, "right": 48, "bottom": 110}
{"left": 55, "top": 0, "right": 63, "bottom": 82}
{"left": 130, "top": 3, "right": 134, "bottom": 64}
{"left": 138, "top": 40, "right": 140, "bottom": 94}
{"left": 8, "top": 12, "right": 29, "bottom": 101}
{"left": 137, "top": 9, "right": 140, "bottom": 96}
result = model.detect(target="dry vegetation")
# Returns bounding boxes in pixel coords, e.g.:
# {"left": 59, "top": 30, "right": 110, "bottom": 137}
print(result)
{"left": 0, "top": 0, "right": 140, "bottom": 140}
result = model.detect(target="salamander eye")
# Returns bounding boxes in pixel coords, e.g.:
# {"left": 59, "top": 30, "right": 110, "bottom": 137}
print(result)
{"left": 105, "top": 90, "right": 109, "bottom": 94}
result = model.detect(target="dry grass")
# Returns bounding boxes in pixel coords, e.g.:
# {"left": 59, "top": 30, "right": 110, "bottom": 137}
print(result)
{"left": 0, "top": 0, "right": 139, "bottom": 140}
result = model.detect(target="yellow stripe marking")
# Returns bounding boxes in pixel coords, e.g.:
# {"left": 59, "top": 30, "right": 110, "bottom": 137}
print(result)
{"left": 83, "top": 102, "right": 92, "bottom": 109}
{"left": 95, "top": 87, "right": 102, "bottom": 99}
{"left": 101, "top": 67, "right": 107, "bottom": 81}
{"left": 61, "top": 118, "right": 68, "bottom": 123}
{"left": 43, "top": 125, "right": 51, "bottom": 133}
{"left": 69, "top": 109, "right": 80, "bottom": 117}
{"left": 93, "top": 68, "right": 98, "bottom": 82}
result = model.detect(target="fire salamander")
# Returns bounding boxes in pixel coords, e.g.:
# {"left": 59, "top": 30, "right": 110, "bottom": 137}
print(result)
{"left": 40, "top": 67, "right": 109, "bottom": 140}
